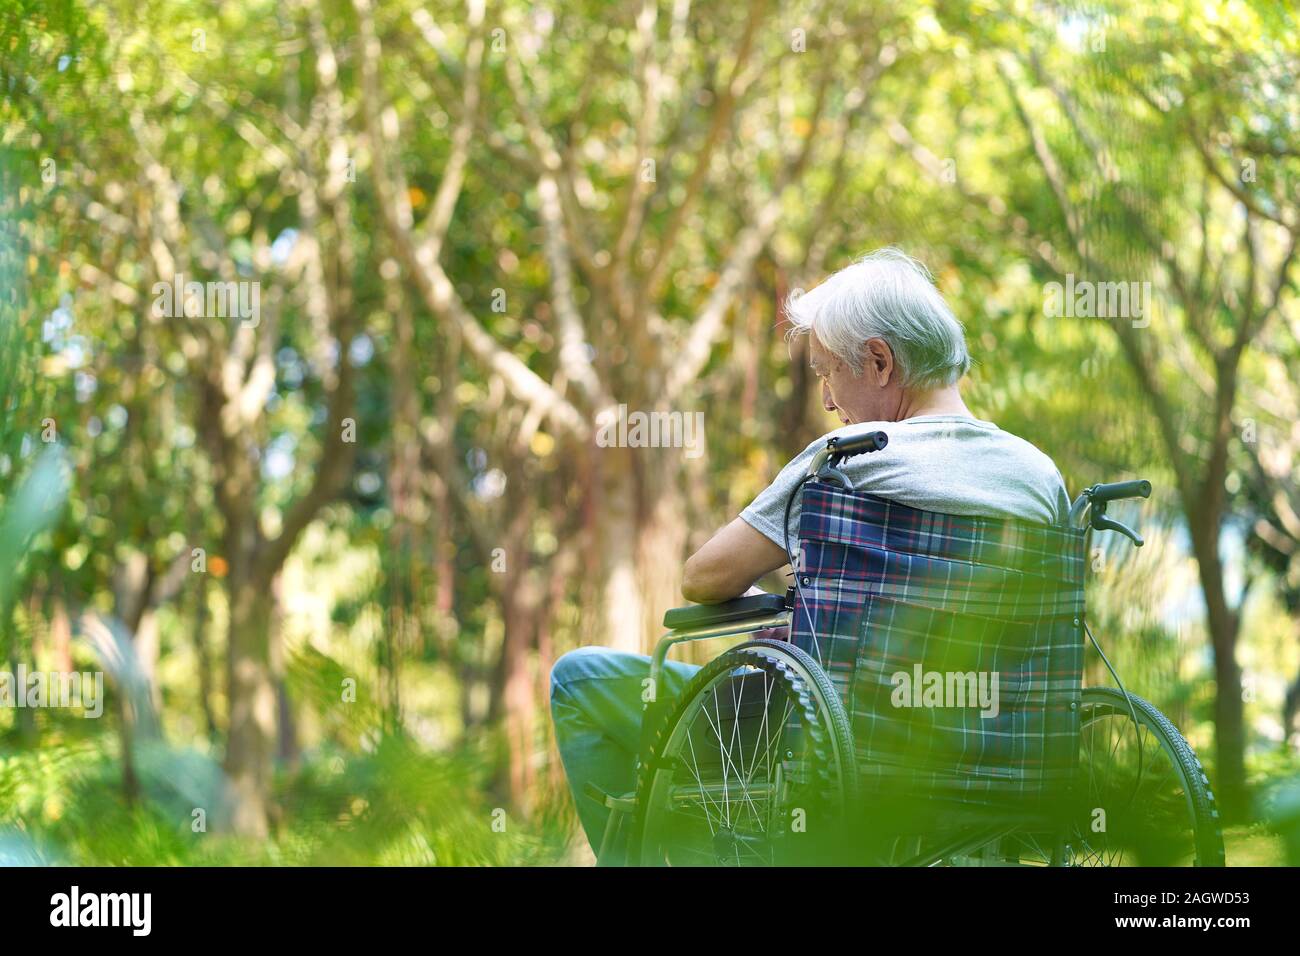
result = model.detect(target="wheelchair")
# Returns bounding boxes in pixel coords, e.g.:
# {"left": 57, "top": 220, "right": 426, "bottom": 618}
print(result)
{"left": 591, "top": 429, "right": 1226, "bottom": 867}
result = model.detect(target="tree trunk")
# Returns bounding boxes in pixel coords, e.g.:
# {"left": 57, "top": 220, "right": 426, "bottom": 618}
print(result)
{"left": 134, "top": 607, "right": 164, "bottom": 720}
{"left": 191, "top": 574, "right": 218, "bottom": 740}
{"left": 636, "top": 460, "right": 688, "bottom": 651}
{"left": 223, "top": 576, "right": 276, "bottom": 837}
{"left": 535, "top": 541, "right": 578, "bottom": 804}
{"left": 116, "top": 687, "right": 140, "bottom": 808}
{"left": 599, "top": 447, "right": 646, "bottom": 652}
{"left": 498, "top": 566, "right": 539, "bottom": 809}
{"left": 4, "top": 602, "right": 37, "bottom": 745}
{"left": 484, "top": 496, "right": 542, "bottom": 808}
{"left": 1284, "top": 658, "right": 1300, "bottom": 749}
{"left": 779, "top": 332, "right": 816, "bottom": 458}
{"left": 386, "top": 268, "right": 422, "bottom": 707}
{"left": 49, "top": 576, "right": 73, "bottom": 674}
{"left": 269, "top": 573, "right": 299, "bottom": 767}
{"left": 1189, "top": 515, "right": 1247, "bottom": 818}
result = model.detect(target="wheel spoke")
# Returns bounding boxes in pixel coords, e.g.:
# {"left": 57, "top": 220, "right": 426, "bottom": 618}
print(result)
{"left": 639, "top": 646, "right": 847, "bottom": 866}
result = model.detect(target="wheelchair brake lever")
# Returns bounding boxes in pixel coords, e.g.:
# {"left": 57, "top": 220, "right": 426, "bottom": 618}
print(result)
{"left": 815, "top": 460, "right": 854, "bottom": 489}
{"left": 1093, "top": 513, "right": 1144, "bottom": 547}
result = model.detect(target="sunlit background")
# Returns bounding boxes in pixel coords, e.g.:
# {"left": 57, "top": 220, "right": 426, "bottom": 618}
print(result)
{"left": 1, "top": 0, "right": 1298, "bottom": 864}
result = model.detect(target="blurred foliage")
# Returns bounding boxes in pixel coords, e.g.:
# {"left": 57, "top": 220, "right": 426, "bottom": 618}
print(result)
{"left": 0, "top": 0, "right": 1296, "bottom": 863}
{"left": 0, "top": 734, "right": 570, "bottom": 865}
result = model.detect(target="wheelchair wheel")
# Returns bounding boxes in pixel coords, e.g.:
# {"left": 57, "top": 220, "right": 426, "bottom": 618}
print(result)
{"left": 1060, "top": 686, "right": 1225, "bottom": 866}
{"left": 632, "top": 639, "right": 857, "bottom": 866}
{"left": 944, "top": 687, "right": 1225, "bottom": 867}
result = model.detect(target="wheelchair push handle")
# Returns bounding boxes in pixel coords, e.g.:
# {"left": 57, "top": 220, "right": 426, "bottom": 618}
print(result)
{"left": 806, "top": 429, "right": 889, "bottom": 487}
{"left": 1081, "top": 478, "right": 1152, "bottom": 548}
{"left": 829, "top": 430, "right": 889, "bottom": 458}
{"left": 1088, "top": 479, "right": 1151, "bottom": 504}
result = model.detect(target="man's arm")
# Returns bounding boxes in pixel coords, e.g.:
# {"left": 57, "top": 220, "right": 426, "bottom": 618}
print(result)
{"left": 681, "top": 517, "right": 789, "bottom": 604}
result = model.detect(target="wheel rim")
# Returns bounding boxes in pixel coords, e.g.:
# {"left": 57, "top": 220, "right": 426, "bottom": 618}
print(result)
{"left": 973, "top": 698, "right": 1205, "bottom": 866}
{"left": 893, "top": 694, "right": 1212, "bottom": 867}
{"left": 637, "top": 660, "right": 825, "bottom": 866}
{"left": 1059, "top": 697, "right": 1203, "bottom": 866}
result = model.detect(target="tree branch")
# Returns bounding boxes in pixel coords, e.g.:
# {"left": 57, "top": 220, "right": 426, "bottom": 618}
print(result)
{"left": 353, "top": 0, "right": 590, "bottom": 440}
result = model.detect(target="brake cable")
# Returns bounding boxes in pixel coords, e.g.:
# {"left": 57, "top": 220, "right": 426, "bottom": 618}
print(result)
{"left": 1081, "top": 495, "right": 1146, "bottom": 813}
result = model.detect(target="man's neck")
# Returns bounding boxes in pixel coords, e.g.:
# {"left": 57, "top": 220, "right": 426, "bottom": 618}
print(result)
{"left": 896, "top": 386, "right": 972, "bottom": 420}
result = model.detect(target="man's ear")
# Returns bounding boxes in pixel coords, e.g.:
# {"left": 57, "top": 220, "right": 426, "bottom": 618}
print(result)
{"left": 862, "top": 337, "right": 894, "bottom": 387}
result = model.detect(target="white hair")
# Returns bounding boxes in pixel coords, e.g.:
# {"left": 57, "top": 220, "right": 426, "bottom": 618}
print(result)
{"left": 785, "top": 247, "right": 971, "bottom": 390}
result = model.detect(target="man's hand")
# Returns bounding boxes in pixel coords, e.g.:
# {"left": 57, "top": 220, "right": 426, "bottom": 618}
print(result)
{"left": 681, "top": 518, "right": 789, "bottom": 604}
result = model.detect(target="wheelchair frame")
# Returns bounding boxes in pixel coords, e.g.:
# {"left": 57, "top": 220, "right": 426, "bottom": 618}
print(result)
{"left": 592, "top": 428, "right": 1219, "bottom": 866}
{"left": 606, "top": 599, "right": 1052, "bottom": 867}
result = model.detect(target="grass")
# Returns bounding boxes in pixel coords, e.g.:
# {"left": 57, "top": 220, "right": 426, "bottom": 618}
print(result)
{"left": 0, "top": 732, "right": 575, "bottom": 866}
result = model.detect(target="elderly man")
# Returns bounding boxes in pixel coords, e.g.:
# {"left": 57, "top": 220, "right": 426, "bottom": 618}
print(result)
{"left": 550, "top": 247, "right": 1070, "bottom": 855}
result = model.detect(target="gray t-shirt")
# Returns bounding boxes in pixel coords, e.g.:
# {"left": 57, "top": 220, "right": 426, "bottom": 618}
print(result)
{"left": 740, "top": 415, "right": 1071, "bottom": 554}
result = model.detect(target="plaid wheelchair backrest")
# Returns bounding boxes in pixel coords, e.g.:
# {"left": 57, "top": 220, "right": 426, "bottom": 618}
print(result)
{"left": 791, "top": 480, "right": 1088, "bottom": 816}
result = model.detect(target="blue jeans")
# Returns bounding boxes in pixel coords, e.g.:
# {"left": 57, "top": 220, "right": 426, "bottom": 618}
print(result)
{"left": 549, "top": 646, "right": 700, "bottom": 853}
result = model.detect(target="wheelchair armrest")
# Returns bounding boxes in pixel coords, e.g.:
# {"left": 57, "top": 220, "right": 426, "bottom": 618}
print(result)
{"left": 662, "top": 593, "right": 789, "bottom": 630}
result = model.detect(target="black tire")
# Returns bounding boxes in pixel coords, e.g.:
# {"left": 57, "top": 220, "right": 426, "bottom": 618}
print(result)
{"left": 887, "top": 686, "right": 1225, "bottom": 867}
{"left": 1064, "top": 686, "right": 1225, "bottom": 866}
{"left": 632, "top": 638, "right": 857, "bottom": 866}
